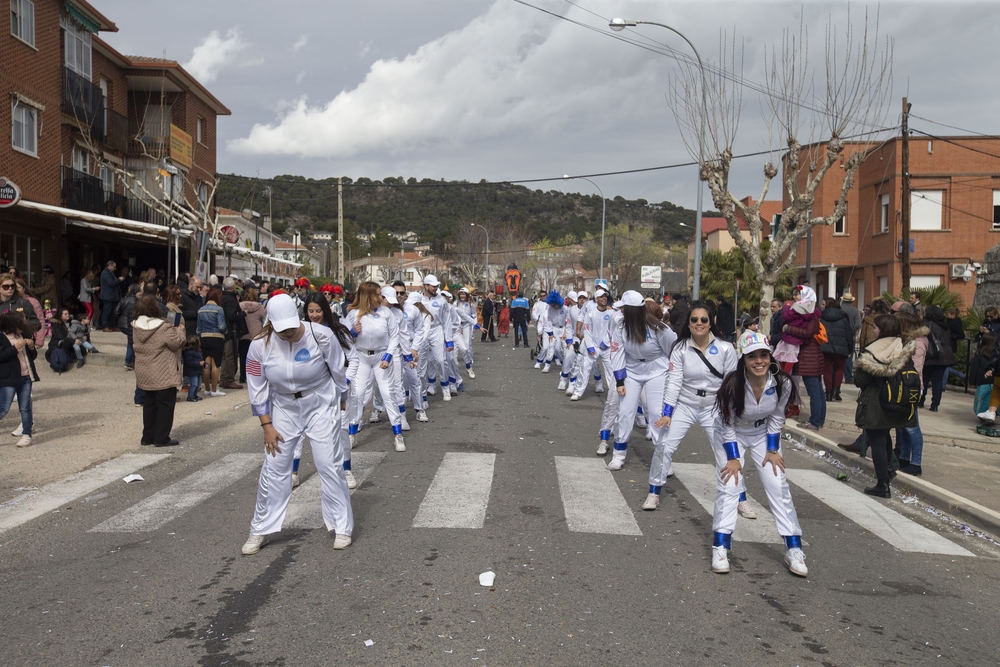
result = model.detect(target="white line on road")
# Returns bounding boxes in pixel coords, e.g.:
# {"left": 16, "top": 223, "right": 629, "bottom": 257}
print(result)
{"left": 672, "top": 462, "right": 781, "bottom": 543}
{"left": 89, "top": 454, "right": 260, "bottom": 533}
{"left": 412, "top": 452, "right": 495, "bottom": 529}
{"left": 786, "top": 469, "right": 975, "bottom": 557}
{"left": 555, "top": 457, "right": 642, "bottom": 535}
{"left": 284, "top": 452, "right": 386, "bottom": 530}
{"left": 0, "top": 453, "right": 171, "bottom": 534}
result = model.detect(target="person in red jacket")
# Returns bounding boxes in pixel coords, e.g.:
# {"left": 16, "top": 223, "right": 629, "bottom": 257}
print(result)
{"left": 782, "top": 287, "right": 825, "bottom": 430}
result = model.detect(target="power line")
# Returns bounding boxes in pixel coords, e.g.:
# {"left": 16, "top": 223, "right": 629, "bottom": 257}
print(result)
{"left": 909, "top": 114, "right": 992, "bottom": 137}
{"left": 910, "top": 128, "right": 1000, "bottom": 161}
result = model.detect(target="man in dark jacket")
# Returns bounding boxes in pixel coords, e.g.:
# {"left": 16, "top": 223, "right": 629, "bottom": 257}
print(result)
{"left": 480, "top": 293, "right": 497, "bottom": 342}
{"left": 715, "top": 295, "right": 736, "bottom": 342}
{"left": 178, "top": 274, "right": 202, "bottom": 337}
{"left": 510, "top": 292, "right": 530, "bottom": 348}
{"left": 219, "top": 276, "right": 248, "bottom": 389}
{"left": 769, "top": 299, "right": 784, "bottom": 348}
{"left": 819, "top": 299, "right": 855, "bottom": 401}
{"left": 98, "top": 260, "right": 122, "bottom": 330}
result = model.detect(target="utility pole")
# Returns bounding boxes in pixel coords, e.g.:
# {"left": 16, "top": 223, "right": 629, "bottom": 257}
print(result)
{"left": 900, "top": 97, "right": 912, "bottom": 292}
{"left": 337, "top": 178, "right": 345, "bottom": 284}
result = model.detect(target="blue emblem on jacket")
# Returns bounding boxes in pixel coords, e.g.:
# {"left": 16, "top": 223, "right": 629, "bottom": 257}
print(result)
{"left": 709, "top": 345, "right": 719, "bottom": 355}
{"left": 294, "top": 349, "right": 311, "bottom": 362}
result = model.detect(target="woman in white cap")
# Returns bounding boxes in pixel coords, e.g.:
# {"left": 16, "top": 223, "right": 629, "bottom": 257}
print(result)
{"left": 569, "top": 290, "right": 599, "bottom": 398}
{"left": 420, "top": 275, "right": 454, "bottom": 401}
{"left": 606, "top": 290, "right": 677, "bottom": 472}
{"left": 710, "top": 330, "right": 807, "bottom": 576}
{"left": 402, "top": 289, "right": 430, "bottom": 422}
{"left": 343, "top": 282, "right": 406, "bottom": 452}
{"left": 454, "top": 288, "right": 478, "bottom": 378}
{"left": 583, "top": 288, "right": 619, "bottom": 451}
{"left": 534, "top": 292, "right": 569, "bottom": 374}
{"left": 647, "top": 300, "right": 739, "bottom": 511}
{"left": 368, "top": 285, "right": 411, "bottom": 431}
{"left": 242, "top": 293, "right": 353, "bottom": 555}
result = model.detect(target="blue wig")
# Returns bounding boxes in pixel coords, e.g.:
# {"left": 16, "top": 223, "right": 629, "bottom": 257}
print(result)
{"left": 545, "top": 291, "right": 565, "bottom": 307}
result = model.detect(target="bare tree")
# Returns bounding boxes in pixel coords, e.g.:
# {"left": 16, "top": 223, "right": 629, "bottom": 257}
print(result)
{"left": 446, "top": 219, "right": 490, "bottom": 287}
{"left": 667, "top": 9, "right": 893, "bottom": 327}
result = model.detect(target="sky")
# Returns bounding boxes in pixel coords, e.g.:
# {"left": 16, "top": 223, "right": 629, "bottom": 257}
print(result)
{"left": 97, "top": 0, "right": 1000, "bottom": 210}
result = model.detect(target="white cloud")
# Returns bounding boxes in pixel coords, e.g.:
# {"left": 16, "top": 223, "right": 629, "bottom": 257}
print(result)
{"left": 295, "top": 71, "right": 306, "bottom": 85}
{"left": 183, "top": 27, "right": 247, "bottom": 84}
{"left": 358, "top": 40, "right": 374, "bottom": 59}
{"left": 290, "top": 35, "right": 308, "bottom": 53}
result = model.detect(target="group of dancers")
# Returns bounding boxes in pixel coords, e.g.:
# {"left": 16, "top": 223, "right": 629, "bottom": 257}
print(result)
{"left": 240, "top": 275, "right": 477, "bottom": 555}
{"left": 532, "top": 288, "right": 808, "bottom": 577}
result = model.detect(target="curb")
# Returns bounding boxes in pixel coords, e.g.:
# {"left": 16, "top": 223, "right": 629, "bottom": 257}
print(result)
{"left": 783, "top": 423, "right": 1000, "bottom": 540}
{"left": 821, "top": 418, "right": 1000, "bottom": 454}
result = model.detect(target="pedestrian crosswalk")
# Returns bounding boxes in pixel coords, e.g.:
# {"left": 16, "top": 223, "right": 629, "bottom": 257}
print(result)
{"left": 1, "top": 450, "right": 977, "bottom": 557}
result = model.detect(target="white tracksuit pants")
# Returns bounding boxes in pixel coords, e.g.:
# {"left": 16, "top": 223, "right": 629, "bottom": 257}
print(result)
{"left": 351, "top": 354, "right": 402, "bottom": 433}
{"left": 402, "top": 358, "right": 425, "bottom": 410}
{"left": 609, "top": 375, "right": 664, "bottom": 467}
{"left": 596, "top": 351, "right": 619, "bottom": 438}
{"left": 713, "top": 435, "right": 802, "bottom": 539}
{"left": 455, "top": 326, "right": 473, "bottom": 368}
{"left": 250, "top": 388, "right": 353, "bottom": 536}
{"left": 559, "top": 341, "right": 579, "bottom": 386}
{"left": 649, "top": 396, "right": 726, "bottom": 488}
{"left": 541, "top": 331, "right": 564, "bottom": 364}
{"left": 425, "top": 328, "right": 451, "bottom": 392}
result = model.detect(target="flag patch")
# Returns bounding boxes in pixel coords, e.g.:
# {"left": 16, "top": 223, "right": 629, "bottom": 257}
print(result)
{"left": 246, "top": 359, "right": 262, "bottom": 376}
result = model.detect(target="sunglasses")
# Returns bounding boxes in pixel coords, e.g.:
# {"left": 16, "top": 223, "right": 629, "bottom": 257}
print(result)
{"left": 395, "top": 291, "right": 406, "bottom": 296}
{"left": 689, "top": 316, "right": 710, "bottom": 324}
{"left": 0, "top": 284, "right": 14, "bottom": 290}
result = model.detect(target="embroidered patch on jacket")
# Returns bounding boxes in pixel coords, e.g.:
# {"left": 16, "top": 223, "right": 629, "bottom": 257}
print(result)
{"left": 246, "top": 359, "right": 262, "bottom": 376}
{"left": 294, "top": 349, "right": 311, "bottom": 362}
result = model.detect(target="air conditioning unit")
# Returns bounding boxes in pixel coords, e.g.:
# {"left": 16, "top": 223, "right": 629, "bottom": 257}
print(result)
{"left": 951, "top": 264, "right": 969, "bottom": 279}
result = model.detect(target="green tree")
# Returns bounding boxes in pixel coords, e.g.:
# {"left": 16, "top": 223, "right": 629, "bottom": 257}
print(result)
{"left": 700, "top": 243, "right": 795, "bottom": 315}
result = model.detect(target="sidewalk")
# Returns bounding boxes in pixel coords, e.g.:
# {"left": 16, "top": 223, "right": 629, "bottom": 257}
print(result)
{"left": 788, "top": 382, "right": 1000, "bottom": 538}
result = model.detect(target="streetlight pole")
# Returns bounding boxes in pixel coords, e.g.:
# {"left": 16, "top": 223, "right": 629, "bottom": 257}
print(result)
{"left": 470, "top": 223, "right": 489, "bottom": 294}
{"left": 563, "top": 175, "right": 606, "bottom": 282}
{"left": 610, "top": 17, "right": 707, "bottom": 299}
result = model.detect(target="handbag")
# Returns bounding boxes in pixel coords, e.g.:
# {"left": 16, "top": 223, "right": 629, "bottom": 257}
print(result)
{"left": 814, "top": 322, "right": 828, "bottom": 345}
{"left": 926, "top": 331, "right": 942, "bottom": 359}
{"left": 691, "top": 346, "right": 724, "bottom": 379}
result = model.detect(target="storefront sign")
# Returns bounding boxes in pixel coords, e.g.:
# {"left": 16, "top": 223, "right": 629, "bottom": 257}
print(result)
{"left": 169, "top": 124, "right": 193, "bottom": 169}
{"left": 640, "top": 265, "right": 661, "bottom": 289}
{"left": 0, "top": 177, "right": 22, "bottom": 208}
{"left": 219, "top": 225, "right": 240, "bottom": 244}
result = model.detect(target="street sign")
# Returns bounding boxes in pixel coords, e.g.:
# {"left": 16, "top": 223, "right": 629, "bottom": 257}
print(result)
{"left": 0, "top": 177, "right": 22, "bottom": 208}
{"left": 640, "top": 265, "right": 661, "bottom": 289}
{"left": 594, "top": 279, "right": 608, "bottom": 289}
{"left": 897, "top": 239, "right": 915, "bottom": 254}
{"left": 219, "top": 225, "right": 240, "bottom": 244}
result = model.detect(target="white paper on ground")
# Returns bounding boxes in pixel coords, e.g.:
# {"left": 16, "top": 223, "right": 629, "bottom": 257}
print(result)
{"left": 123, "top": 474, "right": 144, "bottom": 483}
{"left": 479, "top": 571, "right": 495, "bottom": 586}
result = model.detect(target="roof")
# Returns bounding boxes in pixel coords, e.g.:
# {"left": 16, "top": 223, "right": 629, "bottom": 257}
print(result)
{"left": 216, "top": 207, "right": 241, "bottom": 217}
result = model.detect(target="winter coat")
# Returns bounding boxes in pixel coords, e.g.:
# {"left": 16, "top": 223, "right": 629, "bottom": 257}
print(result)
{"left": 99, "top": 268, "right": 120, "bottom": 302}
{"left": 47, "top": 320, "right": 73, "bottom": 355}
{"left": 819, "top": 307, "right": 854, "bottom": 357}
{"left": 239, "top": 301, "right": 266, "bottom": 340}
{"left": 78, "top": 277, "right": 95, "bottom": 304}
{"left": 946, "top": 317, "right": 965, "bottom": 352}
{"left": 36, "top": 273, "right": 56, "bottom": 306}
{"left": 769, "top": 309, "right": 784, "bottom": 347}
{"left": 858, "top": 314, "right": 879, "bottom": 351}
{"left": 182, "top": 349, "right": 204, "bottom": 378}
{"left": 180, "top": 287, "right": 202, "bottom": 337}
{"left": 24, "top": 295, "right": 45, "bottom": 348}
{"left": 786, "top": 317, "right": 824, "bottom": 377}
{"left": 841, "top": 303, "right": 862, "bottom": 338}
{"left": 923, "top": 320, "right": 958, "bottom": 367}
{"left": 0, "top": 295, "right": 40, "bottom": 332}
{"left": 133, "top": 315, "right": 185, "bottom": 391}
{"left": 116, "top": 295, "right": 137, "bottom": 332}
{"left": 976, "top": 318, "right": 1000, "bottom": 343}
{"left": 780, "top": 302, "right": 819, "bottom": 346}
{"left": 221, "top": 290, "right": 249, "bottom": 340}
{"left": 0, "top": 333, "right": 24, "bottom": 387}
{"left": 716, "top": 300, "right": 736, "bottom": 337}
{"left": 903, "top": 325, "right": 930, "bottom": 386}
{"left": 853, "top": 336, "right": 918, "bottom": 430}
{"left": 969, "top": 350, "right": 999, "bottom": 388}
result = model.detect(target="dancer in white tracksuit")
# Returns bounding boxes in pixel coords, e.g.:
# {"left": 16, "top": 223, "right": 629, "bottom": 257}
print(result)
{"left": 420, "top": 274, "right": 455, "bottom": 401}
{"left": 531, "top": 291, "right": 548, "bottom": 359}
{"left": 606, "top": 290, "right": 677, "bottom": 474}
{"left": 569, "top": 290, "right": 597, "bottom": 398}
{"left": 710, "top": 330, "right": 807, "bottom": 577}
{"left": 401, "top": 289, "right": 430, "bottom": 421}
{"left": 454, "top": 288, "right": 478, "bottom": 377}
{"left": 647, "top": 301, "right": 738, "bottom": 511}
{"left": 535, "top": 292, "right": 569, "bottom": 372}
{"left": 242, "top": 294, "right": 353, "bottom": 555}
{"left": 442, "top": 291, "right": 465, "bottom": 394}
{"left": 558, "top": 291, "right": 580, "bottom": 392}
{"left": 583, "top": 289, "right": 620, "bottom": 448}
{"left": 343, "top": 282, "right": 406, "bottom": 452}
{"left": 369, "top": 285, "right": 411, "bottom": 431}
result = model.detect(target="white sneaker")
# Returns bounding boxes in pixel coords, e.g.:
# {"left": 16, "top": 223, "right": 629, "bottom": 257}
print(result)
{"left": 394, "top": 434, "right": 406, "bottom": 452}
{"left": 345, "top": 470, "right": 358, "bottom": 489}
{"left": 11, "top": 424, "right": 23, "bottom": 437}
{"left": 570, "top": 393, "right": 581, "bottom": 401}
{"left": 534, "top": 362, "right": 542, "bottom": 370}
{"left": 594, "top": 385, "right": 604, "bottom": 394}
{"left": 15, "top": 434, "right": 32, "bottom": 447}
{"left": 557, "top": 378, "right": 568, "bottom": 391}
{"left": 349, "top": 434, "right": 357, "bottom": 449}
{"left": 542, "top": 364, "right": 551, "bottom": 373}
{"left": 555, "top": 359, "right": 562, "bottom": 367}
{"left": 978, "top": 409, "right": 996, "bottom": 424}
{"left": 635, "top": 415, "right": 647, "bottom": 428}
{"left": 468, "top": 368, "right": 476, "bottom": 379}
{"left": 596, "top": 441, "right": 609, "bottom": 456}
{"left": 442, "top": 387, "right": 451, "bottom": 402}
{"left": 427, "top": 385, "right": 436, "bottom": 395}
{"left": 711, "top": 546, "right": 730, "bottom": 573}
{"left": 606, "top": 457, "right": 624, "bottom": 471}
{"left": 642, "top": 493, "right": 660, "bottom": 511}
{"left": 369, "top": 410, "right": 382, "bottom": 423}
{"left": 401, "top": 416, "right": 411, "bottom": 431}
{"left": 565, "top": 384, "right": 575, "bottom": 396}
{"left": 644, "top": 428, "right": 653, "bottom": 441}
{"left": 785, "top": 548, "right": 808, "bottom": 577}
{"left": 212, "top": 390, "right": 226, "bottom": 397}
{"left": 416, "top": 410, "right": 428, "bottom": 422}
{"left": 241, "top": 533, "right": 268, "bottom": 555}
{"left": 333, "top": 534, "right": 352, "bottom": 549}
{"left": 291, "top": 472, "right": 300, "bottom": 488}
{"left": 737, "top": 501, "right": 757, "bottom": 519}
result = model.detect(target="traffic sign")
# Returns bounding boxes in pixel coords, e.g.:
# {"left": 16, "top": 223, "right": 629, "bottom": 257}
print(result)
{"left": 0, "top": 177, "right": 22, "bottom": 208}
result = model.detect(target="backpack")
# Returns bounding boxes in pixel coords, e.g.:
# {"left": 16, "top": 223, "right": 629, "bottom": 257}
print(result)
{"left": 49, "top": 346, "right": 70, "bottom": 374}
{"left": 878, "top": 358, "right": 921, "bottom": 418}
{"left": 814, "top": 322, "right": 828, "bottom": 345}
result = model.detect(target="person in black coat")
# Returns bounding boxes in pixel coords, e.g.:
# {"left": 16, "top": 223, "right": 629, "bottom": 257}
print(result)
{"left": 178, "top": 274, "right": 203, "bottom": 337}
{"left": 480, "top": 293, "right": 497, "bottom": 342}
{"left": 219, "top": 277, "right": 248, "bottom": 389}
{"left": 98, "top": 260, "right": 122, "bottom": 330}
{"left": 769, "top": 298, "right": 785, "bottom": 348}
{"left": 922, "top": 305, "right": 958, "bottom": 412}
{"left": 819, "top": 299, "right": 855, "bottom": 401}
{"left": 715, "top": 295, "right": 736, "bottom": 342}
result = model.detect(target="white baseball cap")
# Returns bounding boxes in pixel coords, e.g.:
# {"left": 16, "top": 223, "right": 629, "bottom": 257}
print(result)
{"left": 441, "top": 290, "right": 453, "bottom": 299}
{"left": 266, "top": 294, "right": 301, "bottom": 332}
{"left": 619, "top": 290, "right": 644, "bottom": 307}
{"left": 595, "top": 287, "right": 609, "bottom": 298}
{"left": 459, "top": 287, "right": 470, "bottom": 294}
{"left": 423, "top": 274, "right": 440, "bottom": 286}
{"left": 578, "top": 290, "right": 589, "bottom": 298}
{"left": 406, "top": 291, "right": 423, "bottom": 305}
{"left": 380, "top": 286, "right": 398, "bottom": 304}
{"left": 737, "top": 330, "right": 771, "bottom": 357}
{"left": 567, "top": 290, "right": 578, "bottom": 301}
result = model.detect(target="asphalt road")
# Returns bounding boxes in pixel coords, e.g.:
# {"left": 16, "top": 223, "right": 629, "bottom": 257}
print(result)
{"left": 1, "top": 340, "right": 999, "bottom": 666}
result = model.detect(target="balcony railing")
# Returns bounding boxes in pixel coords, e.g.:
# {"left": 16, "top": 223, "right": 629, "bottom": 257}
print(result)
{"left": 62, "top": 67, "right": 104, "bottom": 141}
{"left": 62, "top": 166, "right": 104, "bottom": 215}
{"left": 104, "top": 109, "right": 130, "bottom": 153}
{"left": 128, "top": 119, "right": 171, "bottom": 156}
{"left": 123, "top": 198, "right": 169, "bottom": 226}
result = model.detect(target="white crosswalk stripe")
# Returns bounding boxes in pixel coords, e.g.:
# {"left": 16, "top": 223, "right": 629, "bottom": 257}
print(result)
{"left": 0, "top": 453, "right": 170, "bottom": 535}
{"left": 412, "top": 453, "right": 495, "bottom": 529}
{"left": 90, "top": 454, "right": 260, "bottom": 533}
{"left": 555, "top": 457, "right": 641, "bottom": 535}
{"left": 284, "top": 452, "right": 386, "bottom": 530}
{"left": 671, "top": 462, "right": 781, "bottom": 543}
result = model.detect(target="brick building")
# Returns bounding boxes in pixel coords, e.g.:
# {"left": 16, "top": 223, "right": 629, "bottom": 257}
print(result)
{"left": 1, "top": 0, "right": 229, "bottom": 308}
{"left": 784, "top": 136, "right": 1000, "bottom": 307}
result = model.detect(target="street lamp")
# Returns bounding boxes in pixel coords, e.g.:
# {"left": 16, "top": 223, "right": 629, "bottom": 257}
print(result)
{"left": 470, "top": 223, "right": 490, "bottom": 293}
{"left": 563, "top": 175, "right": 606, "bottom": 283}
{"left": 610, "top": 17, "right": 707, "bottom": 300}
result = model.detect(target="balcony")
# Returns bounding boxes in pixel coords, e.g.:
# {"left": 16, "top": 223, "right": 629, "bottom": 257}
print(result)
{"left": 62, "top": 67, "right": 104, "bottom": 141}
{"left": 104, "top": 109, "right": 130, "bottom": 153}
{"left": 128, "top": 119, "right": 171, "bottom": 157}
{"left": 62, "top": 166, "right": 104, "bottom": 215}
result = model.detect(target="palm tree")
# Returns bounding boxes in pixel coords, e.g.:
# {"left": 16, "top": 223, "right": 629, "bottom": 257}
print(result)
{"left": 700, "top": 243, "right": 795, "bottom": 315}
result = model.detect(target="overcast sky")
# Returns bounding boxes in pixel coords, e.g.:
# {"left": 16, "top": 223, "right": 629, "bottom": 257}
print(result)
{"left": 97, "top": 0, "right": 1000, "bottom": 210}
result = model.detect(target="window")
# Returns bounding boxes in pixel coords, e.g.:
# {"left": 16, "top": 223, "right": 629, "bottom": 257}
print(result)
{"left": 911, "top": 275, "right": 941, "bottom": 289}
{"left": 197, "top": 181, "right": 208, "bottom": 212}
{"left": 196, "top": 117, "right": 204, "bottom": 144}
{"left": 993, "top": 190, "right": 1000, "bottom": 230}
{"left": 11, "top": 0, "right": 34, "bottom": 46}
{"left": 12, "top": 102, "right": 37, "bottom": 155}
{"left": 71, "top": 145, "right": 89, "bottom": 173}
{"left": 911, "top": 190, "right": 943, "bottom": 230}
{"left": 880, "top": 194, "right": 889, "bottom": 233}
{"left": 100, "top": 165, "right": 114, "bottom": 193}
{"left": 770, "top": 213, "right": 781, "bottom": 240}
{"left": 834, "top": 203, "right": 847, "bottom": 235}
{"left": 64, "top": 20, "right": 92, "bottom": 78}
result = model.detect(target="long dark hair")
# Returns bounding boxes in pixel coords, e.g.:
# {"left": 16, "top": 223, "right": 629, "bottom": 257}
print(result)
{"left": 670, "top": 300, "right": 720, "bottom": 355}
{"left": 303, "top": 292, "right": 353, "bottom": 351}
{"left": 0, "top": 311, "right": 33, "bottom": 336}
{"left": 716, "top": 350, "right": 799, "bottom": 424}
{"left": 622, "top": 304, "right": 665, "bottom": 344}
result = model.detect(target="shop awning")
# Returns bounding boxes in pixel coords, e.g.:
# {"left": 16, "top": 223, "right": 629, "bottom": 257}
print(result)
{"left": 16, "top": 199, "right": 193, "bottom": 241}
{"left": 209, "top": 239, "right": 302, "bottom": 269}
